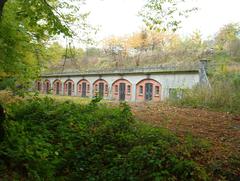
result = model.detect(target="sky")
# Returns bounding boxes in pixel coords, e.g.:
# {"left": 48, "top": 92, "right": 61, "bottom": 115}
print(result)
{"left": 84, "top": 0, "right": 240, "bottom": 41}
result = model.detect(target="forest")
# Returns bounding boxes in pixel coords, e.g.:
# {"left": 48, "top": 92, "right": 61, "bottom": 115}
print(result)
{"left": 0, "top": 0, "right": 240, "bottom": 180}
{"left": 45, "top": 23, "right": 240, "bottom": 71}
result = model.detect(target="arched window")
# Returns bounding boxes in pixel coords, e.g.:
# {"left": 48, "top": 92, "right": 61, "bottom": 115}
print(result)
{"left": 115, "top": 85, "right": 118, "bottom": 92}
{"left": 36, "top": 81, "right": 42, "bottom": 91}
{"left": 155, "top": 86, "right": 160, "bottom": 95}
{"left": 111, "top": 79, "right": 132, "bottom": 101}
{"left": 139, "top": 86, "right": 143, "bottom": 94}
{"left": 44, "top": 80, "right": 51, "bottom": 94}
{"left": 127, "top": 85, "right": 131, "bottom": 94}
{"left": 53, "top": 80, "right": 62, "bottom": 95}
{"left": 93, "top": 79, "right": 108, "bottom": 98}
{"left": 136, "top": 79, "right": 161, "bottom": 101}
{"left": 64, "top": 79, "right": 74, "bottom": 96}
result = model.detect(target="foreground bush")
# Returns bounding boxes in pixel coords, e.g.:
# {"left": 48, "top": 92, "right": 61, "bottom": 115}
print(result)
{"left": 0, "top": 97, "right": 209, "bottom": 180}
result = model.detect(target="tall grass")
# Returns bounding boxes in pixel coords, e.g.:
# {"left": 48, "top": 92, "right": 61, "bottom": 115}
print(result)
{"left": 172, "top": 73, "right": 240, "bottom": 114}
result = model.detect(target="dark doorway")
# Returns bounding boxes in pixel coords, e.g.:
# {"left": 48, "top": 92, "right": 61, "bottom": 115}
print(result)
{"left": 119, "top": 83, "right": 126, "bottom": 101}
{"left": 37, "top": 82, "right": 41, "bottom": 91}
{"left": 56, "top": 82, "right": 60, "bottom": 95}
{"left": 99, "top": 83, "right": 104, "bottom": 97}
{"left": 68, "top": 82, "right": 72, "bottom": 96}
{"left": 145, "top": 83, "right": 153, "bottom": 101}
{"left": 82, "top": 82, "right": 87, "bottom": 97}
{"left": 46, "top": 82, "right": 49, "bottom": 94}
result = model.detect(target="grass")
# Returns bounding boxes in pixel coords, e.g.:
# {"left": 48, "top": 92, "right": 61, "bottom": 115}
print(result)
{"left": 169, "top": 72, "right": 240, "bottom": 114}
{"left": 38, "top": 94, "right": 92, "bottom": 105}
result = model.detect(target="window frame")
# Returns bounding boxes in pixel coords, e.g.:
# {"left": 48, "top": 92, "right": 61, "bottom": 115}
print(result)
{"left": 105, "top": 84, "right": 108, "bottom": 92}
{"left": 115, "top": 85, "right": 118, "bottom": 93}
{"left": 127, "top": 85, "right": 131, "bottom": 94}
{"left": 87, "top": 84, "right": 90, "bottom": 92}
{"left": 139, "top": 85, "right": 143, "bottom": 95}
{"left": 155, "top": 86, "right": 160, "bottom": 96}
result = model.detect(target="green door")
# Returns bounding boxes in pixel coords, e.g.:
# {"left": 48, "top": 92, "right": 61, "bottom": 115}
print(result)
{"left": 68, "top": 82, "right": 72, "bottom": 96}
{"left": 99, "top": 83, "right": 104, "bottom": 98}
{"left": 145, "top": 83, "right": 153, "bottom": 101}
{"left": 82, "top": 82, "right": 87, "bottom": 97}
{"left": 119, "top": 83, "right": 126, "bottom": 101}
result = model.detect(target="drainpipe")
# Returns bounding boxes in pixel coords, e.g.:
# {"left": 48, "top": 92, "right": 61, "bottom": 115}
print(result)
{"left": 74, "top": 81, "right": 78, "bottom": 96}
{"left": 131, "top": 84, "right": 137, "bottom": 102}
{"left": 199, "top": 60, "right": 211, "bottom": 88}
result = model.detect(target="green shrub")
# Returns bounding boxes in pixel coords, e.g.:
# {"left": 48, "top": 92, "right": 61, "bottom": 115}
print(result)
{"left": 0, "top": 97, "right": 209, "bottom": 180}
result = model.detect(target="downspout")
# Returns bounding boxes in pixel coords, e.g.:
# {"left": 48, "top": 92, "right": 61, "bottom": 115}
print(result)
{"left": 199, "top": 60, "right": 211, "bottom": 88}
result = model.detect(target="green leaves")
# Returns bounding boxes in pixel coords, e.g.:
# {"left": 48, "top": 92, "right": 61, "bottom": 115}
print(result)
{"left": 0, "top": 0, "right": 91, "bottom": 93}
{"left": 0, "top": 97, "right": 210, "bottom": 180}
{"left": 139, "top": 0, "right": 198, "bottom": 32}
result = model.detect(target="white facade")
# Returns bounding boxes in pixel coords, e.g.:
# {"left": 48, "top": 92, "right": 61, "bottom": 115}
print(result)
{"left": 39, "top": 71, "right": 200, "bottom": 101}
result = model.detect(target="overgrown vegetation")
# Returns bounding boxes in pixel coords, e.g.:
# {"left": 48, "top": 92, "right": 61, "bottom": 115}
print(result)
{"left": 0, "top": 97, "right": 214, "bottom": 180}
{"left": 44, "top": 23, "right": 240, "bottom": 72}
{"left": 0, "top": 0, "right": 239, "bottom": 179}
{"left": 0, "top": 0, "right": 93, "bottom": 91}
{"left": 170, "top": 72, "right": 240, "bottom": 114}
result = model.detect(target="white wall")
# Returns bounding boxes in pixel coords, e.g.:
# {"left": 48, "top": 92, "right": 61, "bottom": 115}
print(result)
{"left": 42, "top": 72, "right": 200, "bottom": 101}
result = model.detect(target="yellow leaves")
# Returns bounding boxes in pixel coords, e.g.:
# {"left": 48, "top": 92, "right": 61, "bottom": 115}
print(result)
{"left": 102, "top": 30, "right": 172, "bottom": 53}
{"left": 103, "top": 36, "right": 125, "bottom": 49}
{"left": 24, "top": 52, "right": 38, "bottom": 65}
{"left": 127, "top": 33, "right": 145, "bottom": 49}
{"left": 0, "top": 72, "right": 8, "bottom": 78}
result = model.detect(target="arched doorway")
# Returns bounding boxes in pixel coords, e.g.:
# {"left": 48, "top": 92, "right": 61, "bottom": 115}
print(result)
{"left": 77, "top": 79, "right": 90, "bottom": 97}
{"left": 93, "top": 79, "right": 108, "bottom": 98}
{"left": 64, "top": 79, "right": 75, "bottom": 96}
{"left": 36, "top": 81, "right": 42, "bottom": 92}
{"left": 136, "top": 79, "right": 161, "bottom": 101}
{"left": 53, "top": 79, "right": 62, "bottom": 95}
{"left": 44, "top": 80, "right": 51, "bottom": 94}
{"left": 112, "top": 79, "right": 132, "bottom": 101}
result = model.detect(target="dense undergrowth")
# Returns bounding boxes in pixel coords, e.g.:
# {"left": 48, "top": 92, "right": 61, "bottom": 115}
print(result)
{"left": 170, "top": 72, "right": 240, "bottom": 114}
{"left": 0, "top": 96, "right": 213, "bottom": 180}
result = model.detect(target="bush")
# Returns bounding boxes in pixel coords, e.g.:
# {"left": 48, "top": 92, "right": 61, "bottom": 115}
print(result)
{"left": 0, "top": 97, "right": 209, "bottom": 180}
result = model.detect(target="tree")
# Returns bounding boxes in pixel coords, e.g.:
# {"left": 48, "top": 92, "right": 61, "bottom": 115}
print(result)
{"left": 103, "top": 36, "right": 126, "bottom": 68}
{"left": 0, "top": 0, "right": 89, "bottom": 92}
{"left": 127, "top": 30, "right": 149, "bottom": 66}
{"left": 139, "top": 0, "right": 198, "bottom": 32}
{"left": 43, "top": 42, "right": 66, "bottom": 66}
{"left": 215, "top": 23, "right": 240, "bottom": 61}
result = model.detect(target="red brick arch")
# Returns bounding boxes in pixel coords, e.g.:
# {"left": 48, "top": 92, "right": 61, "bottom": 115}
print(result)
{"left": 53, "top": 79, "right": 62, "bottom": 95}
{"left": 64, "top": 79, "right": 75, "bottom": 96}
{"left": 112, "top": 79, "right": 132, "bottom": 101}
{"left": 43, "top": 79, "right": 51, "bottom": 94}
{"left": 93, "top": 79, "right": 108, "bottom": 97}
{"left": 77, "top": 79, "right": 90, "bottom": 97}
{"left": 35, "top": 80, "right": 42, "bottom": 92}
{"left": 136, "top": 79, "right": 161, "bottom": 101}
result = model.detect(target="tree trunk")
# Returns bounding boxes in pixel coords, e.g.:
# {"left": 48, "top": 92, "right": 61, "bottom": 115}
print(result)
{"left": 0, "top": 0, "right": 7, "bottom": 18}
{"left": 0, "top": 104, "right": 5, "bottom": 142}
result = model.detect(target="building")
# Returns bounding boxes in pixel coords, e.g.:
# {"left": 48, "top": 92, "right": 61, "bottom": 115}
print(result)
{"left": 36, "top": 60, "right": 209, "bottom": 101}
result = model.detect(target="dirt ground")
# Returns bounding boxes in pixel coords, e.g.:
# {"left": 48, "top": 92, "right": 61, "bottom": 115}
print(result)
{"left": 129, "top": 102, "right": 240, "bottom": 170}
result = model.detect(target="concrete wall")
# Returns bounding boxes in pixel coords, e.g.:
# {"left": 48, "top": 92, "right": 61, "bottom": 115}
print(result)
{"left": 38, "top": 72, "right": 200, "bottom": 101}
